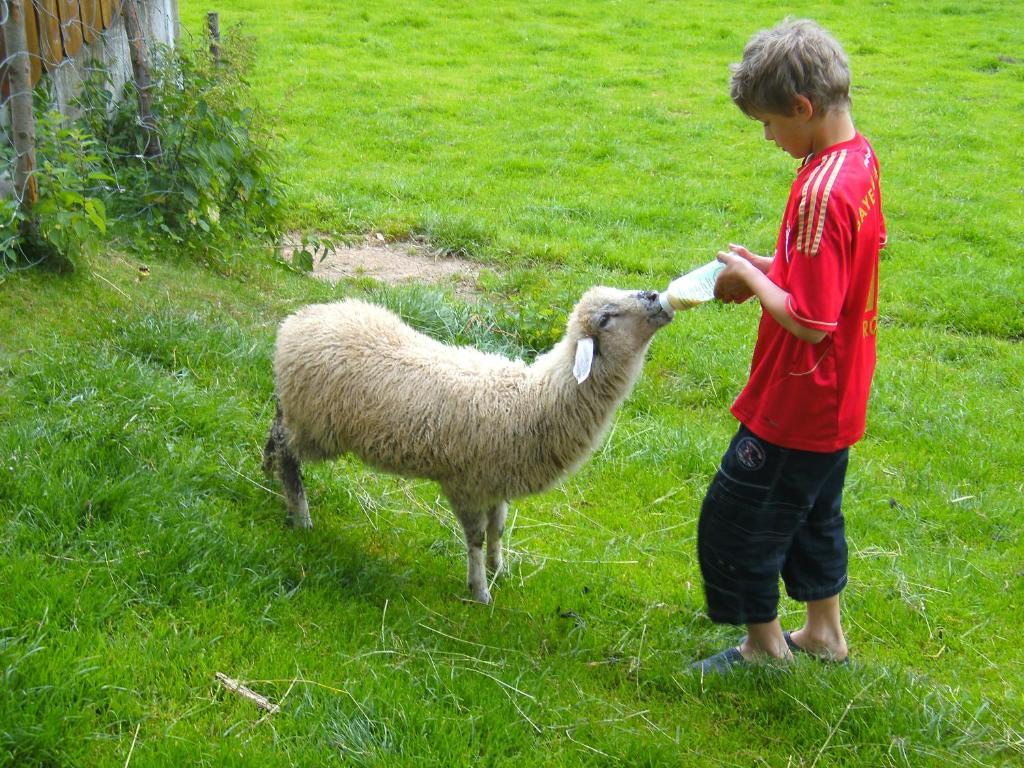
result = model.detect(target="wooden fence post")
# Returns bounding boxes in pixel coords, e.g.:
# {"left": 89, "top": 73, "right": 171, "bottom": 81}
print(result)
{"left": 207, "top": 11, "right": 219, "bottom": 63}
{"left": 2, "top": 0, "right": 40, "bottom": 218}
{"left": 2, "top": 1, "right": 39, "bottom": 215}
{"left": 121, "top": 0, "right": 161, "bottom": 158}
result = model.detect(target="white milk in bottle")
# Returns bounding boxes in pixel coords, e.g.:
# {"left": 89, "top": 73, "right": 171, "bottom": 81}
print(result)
{"left": 659, "top": 259, "right": 726, "bottom": 314}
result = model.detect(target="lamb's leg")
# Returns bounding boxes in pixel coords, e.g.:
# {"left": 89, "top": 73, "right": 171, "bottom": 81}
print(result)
{"left": 278, "top": 445, "right": 312, "bottom": 529}
{"left": 455, "top": 507, "right": 490, "bottom": 604}
{"left": 267, "top": 407, "right": 312, "bottom": 529}
{"left": 486, "top": 501, "right": 508, "bottom": 576}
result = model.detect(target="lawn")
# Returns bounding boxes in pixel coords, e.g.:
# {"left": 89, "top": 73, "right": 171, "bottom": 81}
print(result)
{"left": 2, "top": 0, "right": 1022, "bottom": 765}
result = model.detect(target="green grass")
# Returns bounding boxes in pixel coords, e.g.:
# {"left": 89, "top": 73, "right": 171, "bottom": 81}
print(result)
{"left": 2, "top": 0, "right": 1023, "bottom": 765}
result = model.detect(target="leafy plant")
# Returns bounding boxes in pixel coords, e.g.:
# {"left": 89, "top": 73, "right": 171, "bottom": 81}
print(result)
{"left": 3, "top": 27, "right": 282, "bottom": 274}
{"left": 90, "top": 29, "right": 285, "bottom": 266}
{"left": 0, "top": 191, "right": 18, "bottom": 269}
{"left": 31, "top": 111, "right": 111, "bottom": 265}
{"left": 1, "top": 107, "right": 109, "bottom": 273}
{"left": 287, "top": 231, "right": 337, "bottom": 273}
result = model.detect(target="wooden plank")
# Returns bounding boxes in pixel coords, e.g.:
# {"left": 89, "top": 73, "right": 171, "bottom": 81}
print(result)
{"left": 79, "top": 0, "right": 101, "bottom": 44}
{"left": 99, "top": 0, "right": 115, "bottom": 29}
{"left": 33, "top": 0, "right": 63, "bottom": 70}
{"left": 24, "top": 0, "right": 44, "bottom": 86}
{"left": 57, "top": 0, "right": 84, "bottom": 59}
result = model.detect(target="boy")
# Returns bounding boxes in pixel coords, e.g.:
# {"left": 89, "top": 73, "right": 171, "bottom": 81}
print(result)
{"left": 692, "top": 18, "right": 886, "bottom": 672}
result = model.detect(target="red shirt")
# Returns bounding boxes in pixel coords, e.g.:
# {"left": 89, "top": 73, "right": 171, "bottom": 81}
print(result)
{"left": 731, "top": 133, "right": 886, "bottom": 452}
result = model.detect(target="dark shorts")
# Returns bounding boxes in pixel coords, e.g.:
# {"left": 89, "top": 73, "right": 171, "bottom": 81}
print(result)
{"left": 697, "top": 424, "right": 849, "bottom": 626}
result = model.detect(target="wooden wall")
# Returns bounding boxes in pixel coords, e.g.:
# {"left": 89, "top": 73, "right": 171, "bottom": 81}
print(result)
{"left": 2, "top": 0, "right": 121, "bottom": 98}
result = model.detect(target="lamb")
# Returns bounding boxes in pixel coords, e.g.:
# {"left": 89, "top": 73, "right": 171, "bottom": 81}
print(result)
{"left": 263, "top": 287, "right": 672, "bottom": 603}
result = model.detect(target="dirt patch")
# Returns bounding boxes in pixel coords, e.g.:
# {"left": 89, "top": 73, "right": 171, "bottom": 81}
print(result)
{"left": 282, "top": 233, "right": 483, "bottom": 297}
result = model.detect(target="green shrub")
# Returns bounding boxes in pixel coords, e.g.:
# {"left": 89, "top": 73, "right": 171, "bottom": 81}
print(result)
{"left": 30, "top": 112, "right": 110, "bottom": 264}
{"left": 2, "top": 28, "right": 284, "bottom": 274}
{"left": 86, "top": 29, "right": 285, "bottom": 266}
{"left": 1, "top": 108, "right": 108, "bottom": 273}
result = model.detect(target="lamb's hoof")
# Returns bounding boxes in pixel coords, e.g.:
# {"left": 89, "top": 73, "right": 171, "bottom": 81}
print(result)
{"left": 487, "top": 555, "right": 504, "bottom": 576}
{"left": 469, "top": 585, "right": 492, "bottom": 605}
{"left": 288, "top": 515, "right": 313, "bottom": 530}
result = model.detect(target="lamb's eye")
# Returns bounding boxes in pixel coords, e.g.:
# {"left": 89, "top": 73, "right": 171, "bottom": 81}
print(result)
{"left": 598, "top": 313, "right": 615, "bottom": 329}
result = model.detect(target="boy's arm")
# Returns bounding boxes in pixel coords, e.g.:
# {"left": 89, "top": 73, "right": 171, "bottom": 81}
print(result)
{"left": 716, "top": 250, "right": 827, "bottom": 344}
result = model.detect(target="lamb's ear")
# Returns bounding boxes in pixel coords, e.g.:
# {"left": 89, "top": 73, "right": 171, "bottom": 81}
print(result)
{"left": 573, "top": 337, "right": 595, "bottom": 384}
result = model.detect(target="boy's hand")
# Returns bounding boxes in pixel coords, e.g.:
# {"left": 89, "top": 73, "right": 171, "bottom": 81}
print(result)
{"left": 714, "top": 250, "right": 758, "bottom": 303}
{"left": 727, "top": 243, "right": 773, "bottom": 274}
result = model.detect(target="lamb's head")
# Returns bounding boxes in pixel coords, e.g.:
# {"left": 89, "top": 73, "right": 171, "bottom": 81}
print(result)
{"left": 568, "top": 287, "right": 673, "bottom": 384}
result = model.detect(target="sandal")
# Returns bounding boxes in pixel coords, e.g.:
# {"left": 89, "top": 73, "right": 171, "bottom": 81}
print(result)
{"left": 690, "top": 645, "right": 748, "bottom": 674}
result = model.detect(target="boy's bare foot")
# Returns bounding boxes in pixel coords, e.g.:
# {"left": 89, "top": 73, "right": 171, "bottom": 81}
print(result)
{"left": 787, "top": 628, "right": 849, "bottom": 663}
{"left": 738, "top": 636, "right": 792, "bottom": 662}
{"left": 739, "top": 621, "right": 792, "bottom": 662}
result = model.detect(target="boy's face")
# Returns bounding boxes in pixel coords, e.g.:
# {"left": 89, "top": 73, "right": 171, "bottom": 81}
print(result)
{"left": 750, "top": 99, "right": 815, "bottom": 159}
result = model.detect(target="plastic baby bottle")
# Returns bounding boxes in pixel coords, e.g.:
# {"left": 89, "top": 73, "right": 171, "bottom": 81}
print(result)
{"left": 659, "top": 259, "right": 726, "bottom": 314}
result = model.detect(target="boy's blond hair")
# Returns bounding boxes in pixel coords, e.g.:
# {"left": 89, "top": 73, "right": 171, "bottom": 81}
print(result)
{"left": 730, "top": 19, "right": 851, "bottom": 117}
